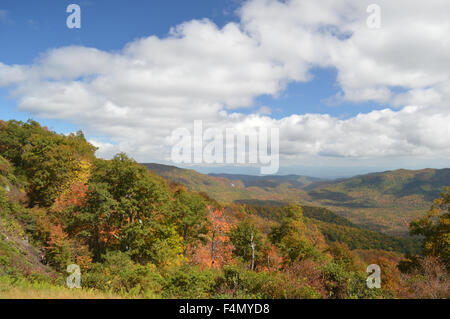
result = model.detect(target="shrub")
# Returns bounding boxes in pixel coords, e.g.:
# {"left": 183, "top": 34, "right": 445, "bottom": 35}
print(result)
{"left": 162, "top": 265, "right": 220, "bottom": 298}
{"left": 399, "top": 255, "right": 450, "bottom": 299}
{"left": 83, "top": 251, "right": 164, "bottom": 296}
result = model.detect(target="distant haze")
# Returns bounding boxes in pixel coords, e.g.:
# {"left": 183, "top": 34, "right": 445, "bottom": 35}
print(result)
{"left": 154, "top": 163, "right": 450, "bottom": 179}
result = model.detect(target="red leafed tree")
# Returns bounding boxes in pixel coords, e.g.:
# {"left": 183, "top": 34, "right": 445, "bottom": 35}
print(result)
{"left": 262, "top": 245, "right": 283, "bottom": 272}
{"left": 192, "top": 207, "right": 234, "bottom": 268}
{"left": 210, "top": 208, "right": 234, "bottom": 268}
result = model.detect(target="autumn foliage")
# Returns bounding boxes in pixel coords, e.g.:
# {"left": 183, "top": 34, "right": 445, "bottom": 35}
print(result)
{"left": 0, "top": 120, "right": 448, "bottom": 299}
{"left": 191, "top": 207, "right": 234, "bottom": 268}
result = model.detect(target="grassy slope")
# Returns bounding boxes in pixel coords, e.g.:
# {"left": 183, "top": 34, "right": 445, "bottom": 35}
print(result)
{"left": 0, "top": 278, "right": 123, "bottom": 299}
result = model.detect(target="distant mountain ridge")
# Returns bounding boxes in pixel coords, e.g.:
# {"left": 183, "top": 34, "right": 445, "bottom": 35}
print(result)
{"left": 209, "top": 173, "right": 322, "bottom": 188}
{"left": 307, "top": 168, "right": 450, "bottom": 205}
{"left": 142, "top": 163, "right": 313, "bottom": 203}
{"left": 143, "top": 163, "right": 449, "bottom": 204}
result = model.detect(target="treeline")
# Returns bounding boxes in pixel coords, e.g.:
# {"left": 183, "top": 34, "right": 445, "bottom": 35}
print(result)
{"left": 0, "top": 120, "right": 448, "bottom": 299}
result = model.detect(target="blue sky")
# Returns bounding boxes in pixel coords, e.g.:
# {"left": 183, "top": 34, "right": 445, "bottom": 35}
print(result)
{"left": 0, "top": 0, "right": 449, "bottom": 177}
{"left": 0, "top": 0, "right": 241, "bottom": 132}
{"left": 0, "top": 1, "right": 241, "bottom": 63}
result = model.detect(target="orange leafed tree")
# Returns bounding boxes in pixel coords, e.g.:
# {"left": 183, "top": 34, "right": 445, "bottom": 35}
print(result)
{"left": 192, "top": 207, "right": 234, "bottom": 268}
{"left": 44, "top": 224, "right": 72, "bottom": 271}
{"left": 260, "top": 244, "right": 283, "bottom": 272}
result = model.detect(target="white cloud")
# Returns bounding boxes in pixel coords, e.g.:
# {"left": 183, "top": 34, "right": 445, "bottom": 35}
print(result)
{"left": 239, "top": 0, "right": 450, "bottom": 103}
{"left": 0, "top": 63, "right": 28, "bottom": 86}
{"left": 0, "top": 0, "right": 449, "bottom": 166}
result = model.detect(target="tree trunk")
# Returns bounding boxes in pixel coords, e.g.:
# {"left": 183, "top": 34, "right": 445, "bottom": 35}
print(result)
{"left": 211, "top": 230, "right": 216, "bottom": 266}
{"left": 250, "top": 229, "right": 255, "bottom": 271}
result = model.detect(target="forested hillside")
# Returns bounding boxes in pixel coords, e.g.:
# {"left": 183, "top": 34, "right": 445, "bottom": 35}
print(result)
{"left": 142, "top": 163, "right": 313, "bottom": 203}
{"left": 307, "top": 169, "right": 450, "bottom": 203}
{"left": 0, "top": 120, "right": 448, "bottom": 299}
{"left": 239, "top": 203, "right": 421, "bottom": 255}
{"left": 145, "top": 163, "right": 450, "bottom": 235}
{"left": 209, "top": 173, "right": 322, "bottom": 188}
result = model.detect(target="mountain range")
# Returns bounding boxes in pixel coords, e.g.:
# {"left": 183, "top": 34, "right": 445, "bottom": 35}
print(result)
{"left": 142, "top": 163, "right": 450, "bottom": 235}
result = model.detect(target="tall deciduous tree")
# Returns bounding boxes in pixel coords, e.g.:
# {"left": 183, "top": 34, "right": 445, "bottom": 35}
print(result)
{"left": 229, "top": 219, "right": 263, "bottom": 270}
{"left": 172, "top": 189, "right": 208, "bottom": 256}
{"left": 269, "top": 204, "right": 319, "bottom": 264}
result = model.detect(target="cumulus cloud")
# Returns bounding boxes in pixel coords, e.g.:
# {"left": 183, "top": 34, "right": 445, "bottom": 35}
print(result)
{"left": 240, "top": 0, "right": 450, "bottom": 103}
{"left": 0, "top": 0, "right": 449, "bottom": 166}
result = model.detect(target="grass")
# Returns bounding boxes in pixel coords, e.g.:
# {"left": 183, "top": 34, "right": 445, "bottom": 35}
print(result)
{"left": 0, "top": 277, "right": 124, "bottom": 299}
